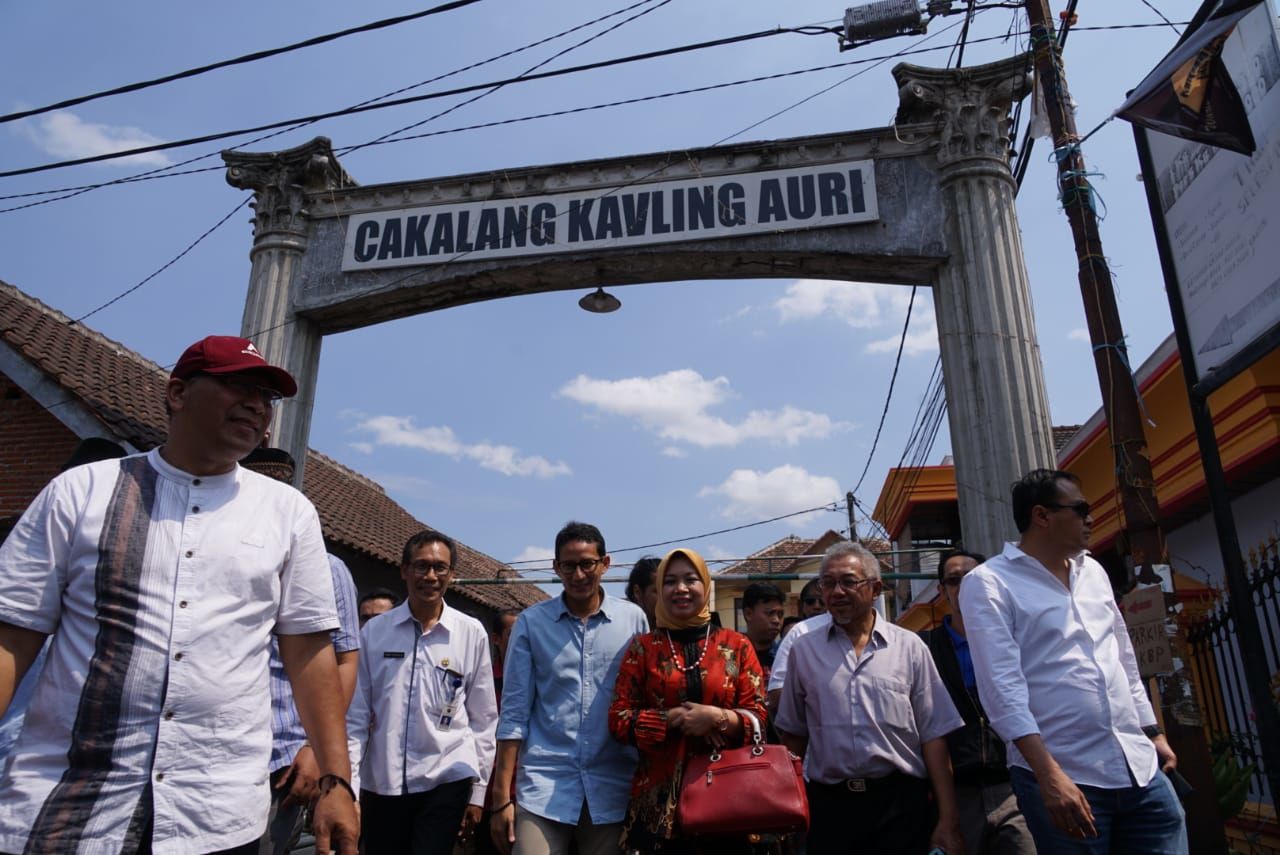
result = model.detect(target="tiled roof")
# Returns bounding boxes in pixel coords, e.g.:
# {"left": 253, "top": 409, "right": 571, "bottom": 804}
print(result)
{"left": 0, "top": 280, "right": 545, "bottom": 610}
{"left": 1052, "top": 424, "right": 1081, "bottom": 454}
{"left": 717, "top": 535, "right": 813, "bottom": 577}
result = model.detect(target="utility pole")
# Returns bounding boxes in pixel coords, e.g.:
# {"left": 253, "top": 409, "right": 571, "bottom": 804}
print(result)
{"left": 846, "top": 490, "right": 858, "bottom": 540}
{"left": 1022, "top": 2, "right": 1224, "bottom": 849}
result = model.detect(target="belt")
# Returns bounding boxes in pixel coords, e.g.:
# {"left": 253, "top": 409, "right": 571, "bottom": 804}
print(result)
{"left": 810, "top": 772, "right": 919, "bottom": 793}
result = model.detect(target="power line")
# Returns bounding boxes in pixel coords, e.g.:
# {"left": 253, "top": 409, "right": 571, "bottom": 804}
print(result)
{"left": 0, "top": 0, "right": 486, "bottom": 125}
{"left": 851, "top": 286, "right": 918, "bottom": 495}
{"left": 609, "top": 503, "right": 846, "bottom": 555}
{"left": 0, "top": 0, "right": 673, "bottom": 212}
{"left": 0, "top": 26, "right": 813, "bottom": 179}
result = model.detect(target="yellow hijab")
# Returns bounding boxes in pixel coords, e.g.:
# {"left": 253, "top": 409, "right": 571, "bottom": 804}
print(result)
{"left": 654, "top": 547, "right": 713, "bottom": 630}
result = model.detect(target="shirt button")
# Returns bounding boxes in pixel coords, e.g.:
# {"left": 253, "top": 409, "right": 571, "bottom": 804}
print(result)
{"left": 155, "top": 772, "right": 165, "bottom": 782}
{"left": 164, "top": 710, "right": 174, "bottom": 720}
{"left": 179, "top": 600, "right": 188, "bottom": 608}
{"left": 192, "top": 479, "right": 201, "bottom": 486}
{"left": 174, "top": 652, "right": 184, "bottom": 661}
{"left": 185, "top": 550, "right": 194, "bottom": 558}
{"left": 192, "top": 506, "right": 200, "bottom": 513}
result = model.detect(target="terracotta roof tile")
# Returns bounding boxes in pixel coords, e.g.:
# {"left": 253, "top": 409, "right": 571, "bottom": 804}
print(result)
{"left": 717, "top": 535, "right": 813, "bottom": 577}
{"left": 1052, "top": 424, "right": 1082, "bottom": 454}
{"left": 0, "top": 279, "right": 546, "bottom": 611}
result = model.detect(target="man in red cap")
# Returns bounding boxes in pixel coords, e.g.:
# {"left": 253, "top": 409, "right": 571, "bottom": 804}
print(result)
{"left": 0, "top": 335, "right": 358, "bottom": 854}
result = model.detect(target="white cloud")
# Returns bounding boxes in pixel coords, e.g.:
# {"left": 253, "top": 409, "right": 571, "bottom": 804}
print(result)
{"left": 559, "top": 369, "right": 843, "bottom": 449}
{"left": 702, "top": 544, "right": 736, "bottom": 562}
{"left": 353, "top": 415, "right": 571, "bottom": 478}
{"left": 17, "top": 111, "right": 172, "bottom": 168}
{"left": 1068, "top": 328, "right": 1091, "bottom": 342}
{"left": 511, "top": 546, "right": 554, "bottom": 570}
{"left": 777, "top": 279, "right": 938, "bottom": 356}
{"left": 660, "top": 446, "right": 687, "bottom": 458}
{"left": 349, "top": 442, "right": 373, "bottom": 454}
{"left": 699, "top": 465, "right": 841, "bottom": 522}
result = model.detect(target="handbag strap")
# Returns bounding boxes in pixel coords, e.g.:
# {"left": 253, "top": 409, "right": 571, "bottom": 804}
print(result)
{"left": 737, "top": 709, "right": 763, "bottom": 747}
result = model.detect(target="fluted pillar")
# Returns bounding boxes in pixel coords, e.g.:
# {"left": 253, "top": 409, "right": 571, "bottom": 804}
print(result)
{"left": 893, "top": 57, "right": 1056, "bottom": 554}
{"left": 223, "top": 137, "right": 354, "bottom": 485}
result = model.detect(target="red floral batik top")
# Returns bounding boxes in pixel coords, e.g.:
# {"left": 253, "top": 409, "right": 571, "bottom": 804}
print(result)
{"left": 608, "top": 625, "right": 768, "bottom": 850}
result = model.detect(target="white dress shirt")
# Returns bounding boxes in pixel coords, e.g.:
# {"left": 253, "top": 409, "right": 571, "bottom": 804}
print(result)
{"left": 0, "top": 449, "right": 337, "bottom": 854}
{"left": 959, "top": 543, "right": 1159, "bottom": 789}
{"left": 348, "top": 601, "right": 498, "bottom": 806}
{"left": 767, "top": 612, "right": 831, "bottom": 692}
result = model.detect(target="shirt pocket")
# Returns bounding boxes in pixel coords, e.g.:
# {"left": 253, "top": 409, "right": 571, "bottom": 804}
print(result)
{"left": 863, "top": 675, "right": 914, "bottom": 735}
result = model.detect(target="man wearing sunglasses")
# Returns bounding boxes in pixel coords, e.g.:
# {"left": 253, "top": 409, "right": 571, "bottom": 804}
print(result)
{"left": 921, "top": 549, "right": 1034, "bottom": 855}
{"left": 960, "top": 468, "right": 1187, "bottom": 854}
{"left": 0, "top": 335, "right": 358, "bottom": 854}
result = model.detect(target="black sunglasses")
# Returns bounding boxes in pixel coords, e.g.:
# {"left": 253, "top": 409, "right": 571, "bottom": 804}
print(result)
{"left": 802, "top": 596, "right": 822, "bottom": 605}
{"left": 1043, "top": 500, "right": 1090, "bottom": 519}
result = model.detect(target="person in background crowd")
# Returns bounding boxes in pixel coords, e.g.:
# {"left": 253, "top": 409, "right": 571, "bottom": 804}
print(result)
{"left": 490, "top": 522, "right": 648, "bottom": 855}
{"left": 609, "top": 548, "right": 768, "bottom": 854}
{"left": 348, "top": 530, "right": 498, "bottom": 854}
{"left": 626, "top": 555, "right": 661, "bottom": 629}
{"left": 960, "top": 469, "right": 1187, "bottom": 854}
{"left": 740, "top": 582, "right": 785, "bottom": 683}
{"left": 490, "top": 608, "right": 521, "bottom": 700}
{"left": 797, "top": 578, "right": 826, "bottom": 619}
{"left": 242, "top": 448, "right": 362, "bottom": 855}
{"left": 779, "top": 616, "right": 801, "bottom": 639}
{"left": 776, "top": 541, "right": 964, "bottom": 855}
{"left": 358, "top": 587, "right": 400, "bottom": 626}
{"left": 0, "top": 438, "right": 128, "bottom": 767}
{"left": 0, "top": 335, "right": 357, "bottom": 854}
{"left": 922, "top": 549, "right": 1034, "bottom": 855}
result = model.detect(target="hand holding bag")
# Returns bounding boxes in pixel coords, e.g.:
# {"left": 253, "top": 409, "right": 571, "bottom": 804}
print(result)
{"left": 676, "top": 709, "right": 809, "bottom": 836}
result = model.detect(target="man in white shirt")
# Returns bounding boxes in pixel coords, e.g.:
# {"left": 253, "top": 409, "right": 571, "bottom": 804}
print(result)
{"left": 0, "top": 335, "right": 359, "bottom": 855}
{"left": 347, "top": 531, "right": 498, "bottom": 855}
{"left": 960, "top": 468, "right": 1187, "bottom": 854}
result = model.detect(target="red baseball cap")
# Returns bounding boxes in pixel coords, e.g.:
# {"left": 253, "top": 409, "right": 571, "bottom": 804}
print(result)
{"left": 171, "top": 336, "right": 298, "bottom": 398}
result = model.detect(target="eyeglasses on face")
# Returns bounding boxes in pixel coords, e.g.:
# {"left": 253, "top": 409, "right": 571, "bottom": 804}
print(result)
{"left": 802, "top": 596, "right": 822, "bottom": 605}
{"left": 406, "top": 560, "right": 452, "bottom": 578}
{"left": 818, "top": 576, "right": 876, "bottom": 593}
{"left": 1043, "top": 500, "right": 1091, "bottom": 519}
{"left": 200, "top": 373, "right": 283, "bottom": 405}
{"left": 556, "top": 558, "right": 602, "bottom": 575}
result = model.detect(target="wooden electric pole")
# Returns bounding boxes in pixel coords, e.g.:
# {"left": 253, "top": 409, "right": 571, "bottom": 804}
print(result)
{"left": 1023, "top": 2, "right": 1225, "bottom": 850}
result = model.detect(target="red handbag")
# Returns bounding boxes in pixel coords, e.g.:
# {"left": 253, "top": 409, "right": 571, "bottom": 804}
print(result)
{"left": 676, "top": 710, "right": 809, "bottom": 836}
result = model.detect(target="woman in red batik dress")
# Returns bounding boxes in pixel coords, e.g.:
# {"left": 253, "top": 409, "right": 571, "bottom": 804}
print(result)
{"left": 608, "top": 547, "right": 768, "bottom": 854}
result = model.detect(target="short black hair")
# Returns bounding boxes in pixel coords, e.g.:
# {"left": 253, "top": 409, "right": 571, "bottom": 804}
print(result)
{"left": 359, "top": 587, "right": 401, "bottom": 608}
{"left": 1011, "top": 468, "right": 1081, "bottom": 533}
{"left": 490, "top": 607, "right": 521, "bottom": 633}
{"left": 555, "top": 521, "right": 605, "bottom": 560}
{"left": 799, "top": 578, "right": 822, "bottom": 601}
{"left": 627, "top": 556, "right": 660, "bottom": 604}
{"left": 742, "top": 582, "right": 785, "bottom": 611}
{"left": 936, "top": 549, "right": 987, "bottom": 582}
{"left": 400, "top": 529, "right": 457, "bottom": 569}
{"left": 782, "top": 616, "right": 801, "bottom": 630}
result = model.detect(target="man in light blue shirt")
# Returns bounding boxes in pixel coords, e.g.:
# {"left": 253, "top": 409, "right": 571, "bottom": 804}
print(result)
{"left": 489, "top": 521, "right": 648, "bottom": 855}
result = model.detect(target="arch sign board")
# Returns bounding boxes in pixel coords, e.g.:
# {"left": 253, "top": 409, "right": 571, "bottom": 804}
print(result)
{"left": 342, "top": 160, "right": 877, "bottom": 270}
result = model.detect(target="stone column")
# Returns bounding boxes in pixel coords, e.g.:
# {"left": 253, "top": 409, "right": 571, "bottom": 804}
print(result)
{"left": 893, "top": 57, "right": 1057, "bottom": 555}
{"left": 223, "top": 137, "right": 354, "bottom": 486}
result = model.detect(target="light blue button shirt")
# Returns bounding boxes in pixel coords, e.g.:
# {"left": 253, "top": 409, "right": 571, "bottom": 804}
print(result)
{"left": 496, "top": 592, "right": 648, "bottom": 824}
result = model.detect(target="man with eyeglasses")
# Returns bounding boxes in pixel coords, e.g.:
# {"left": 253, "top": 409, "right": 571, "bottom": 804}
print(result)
{"left": 347, "top": 530, "right": 498, "bottom": 854}
{"left": 0, "top": 335, "right": 358, "bottom": 854}
{"left": 489, "top": 521, "right": 648, "bottom": 855}
{"left": 921, "top": 549, "right": 1034, "bottom": 855}
{"left": 960, "top": 468, "right": 1187, "bottom": 854}
{"left": 798, "top": 577, "right": 826, "bottom": 619}
{"left": 776, "top": 540, "right": 964, "bottom": 854}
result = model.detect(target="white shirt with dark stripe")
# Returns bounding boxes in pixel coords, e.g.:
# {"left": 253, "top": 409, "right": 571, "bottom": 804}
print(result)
{"left": 0, "top": 449, "right": 338, "bottom": 854}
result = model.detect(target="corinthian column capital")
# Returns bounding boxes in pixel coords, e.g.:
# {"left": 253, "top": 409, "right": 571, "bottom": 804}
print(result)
{"left": 892, "top": 55, "right": 1031, "bottom": 174}
{"left": 222, "top": 136, "right": 355, "bottom": 240}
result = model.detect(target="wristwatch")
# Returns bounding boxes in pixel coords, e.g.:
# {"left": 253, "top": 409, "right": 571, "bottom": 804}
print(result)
{"left": 316, "top": 773, "right": 357, "bottom": 802}
{"left": 1141, "top": 725, "right": 1164, "bottom": 739}
{"left": 716, "top": 709, "right": 730, "bottom": 732}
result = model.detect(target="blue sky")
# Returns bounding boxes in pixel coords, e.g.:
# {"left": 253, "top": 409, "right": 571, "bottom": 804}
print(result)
{"left": 1, "top": 0, "right": 1208, "bottom": 579}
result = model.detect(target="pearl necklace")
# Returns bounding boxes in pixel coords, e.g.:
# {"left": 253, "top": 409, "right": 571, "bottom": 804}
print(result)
{"left": 666, "top": 624, "right": 712, "bottom": 673}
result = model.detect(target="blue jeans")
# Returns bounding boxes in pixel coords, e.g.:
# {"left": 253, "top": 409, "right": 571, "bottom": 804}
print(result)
{"left": 1009, "top": 766, "right": 1187, "bottom": 854}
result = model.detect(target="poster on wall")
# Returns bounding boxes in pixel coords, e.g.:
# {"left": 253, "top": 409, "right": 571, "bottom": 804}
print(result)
{"left": 1136, "top": 1, "right": 1280, "bottom": 385}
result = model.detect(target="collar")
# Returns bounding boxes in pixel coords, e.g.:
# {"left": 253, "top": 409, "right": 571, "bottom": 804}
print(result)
{"left": 392, "top": 600, "right": 455, "bottom": 633}
{"left": 942, "top": 614, "right": 967, "bottom": 646}
{"left": 1001, "top": 541, "right": 1090, "bottom": 574}
{"left": 824, "top": 613, "right": 888, "bottom": 648}
{"left": 556, "top": 590, "right": 612, "bottom": 622}
{"left": 148, "top": 447, "right": 239, "bottom": 488}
